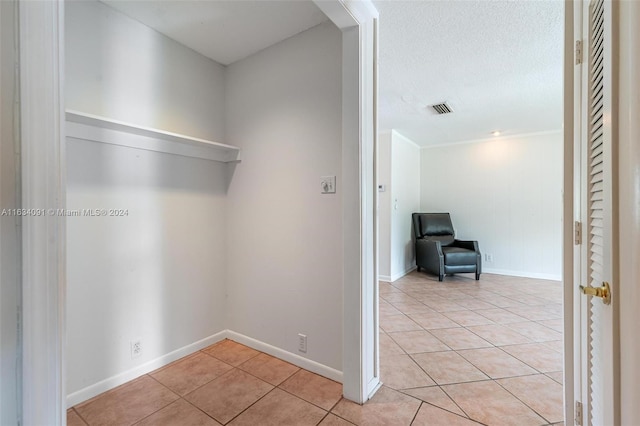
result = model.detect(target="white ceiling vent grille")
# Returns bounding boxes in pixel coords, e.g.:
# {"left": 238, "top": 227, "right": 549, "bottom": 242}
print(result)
{"left": 430, "top": 102, "right": 453, "bottom": 114}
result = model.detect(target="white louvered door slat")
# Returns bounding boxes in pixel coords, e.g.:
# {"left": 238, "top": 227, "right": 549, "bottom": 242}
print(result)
{"left": 581, "top": 0, "right": 617, "bottom": 424}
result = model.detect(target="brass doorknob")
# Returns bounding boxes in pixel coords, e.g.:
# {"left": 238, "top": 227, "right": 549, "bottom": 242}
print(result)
{"left": 580, "top": 281, "right": 611, "bottom": 305}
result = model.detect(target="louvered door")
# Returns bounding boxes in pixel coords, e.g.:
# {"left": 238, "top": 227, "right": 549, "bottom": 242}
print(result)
{"left": 579, "top": 0, "right": 617, "bottom": 424}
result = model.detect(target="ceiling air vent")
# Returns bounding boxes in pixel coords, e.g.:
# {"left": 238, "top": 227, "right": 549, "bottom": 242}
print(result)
{"left": 430, "top": 102, "right": 453, "bottom": 115}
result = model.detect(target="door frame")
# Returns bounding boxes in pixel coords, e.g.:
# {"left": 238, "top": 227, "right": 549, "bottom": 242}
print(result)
{"left": 19, "top": 0, "right": 379, "bottom": 422}
{"left": 563, "top": 0, "right": 577, "bottom": 423}
{"left": 617, "top": 2, "right": 640, "bottom": 424}
{"left": 19, "top": 1, "right": 66, "bottom": 424}
{"left": 568, "top": 1, "right": 640, "bottom": 425}
{"left": 313, "top": 0, "right": 381, "bottom": 403}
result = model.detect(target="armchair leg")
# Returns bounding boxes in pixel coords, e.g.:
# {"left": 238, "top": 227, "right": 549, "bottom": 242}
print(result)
{"left": 417, "top": 266, "right": 421, "bottom": 272}
{"left": 438, "top": 274, "right": 444, "bottom": 282}
{"left": 475, "top": 272, "right": 480, "bottom": 281}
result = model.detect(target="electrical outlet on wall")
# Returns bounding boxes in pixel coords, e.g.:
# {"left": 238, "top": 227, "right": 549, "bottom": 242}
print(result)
{"left": 131, "top": 339, "right": 142, "bottom": 359}
{"left": 298, "top": 333, "right": 307, "bottom": 353}
{"left": 484, "top": 253, "right": 494, "bottom": 263}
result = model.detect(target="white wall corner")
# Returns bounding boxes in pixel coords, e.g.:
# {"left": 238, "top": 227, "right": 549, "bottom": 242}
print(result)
{"left": 391, "top": 129, "right": 422, "bottom": 149}
{"left": 390, "top": 266, "right": 418, "bottom": 282}
{"left": 226, "top": 331, "right": 343, "bottom": 384}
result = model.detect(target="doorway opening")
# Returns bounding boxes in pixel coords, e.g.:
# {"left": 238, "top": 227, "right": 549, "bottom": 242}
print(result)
{"left": 375, "top": 1, "right": 567, "bottom": 424}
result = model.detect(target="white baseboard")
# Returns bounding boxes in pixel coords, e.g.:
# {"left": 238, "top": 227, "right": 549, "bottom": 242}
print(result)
{"left": 66, "top": 331, "right": 227, "bottom": 407}
{"left": 390, "top": 266, "right": 417, "bottom": 282}
{"left": 483, "top": 268, "right": 561, "bottom": 281}
{"left": 226, "top": 331, "right": 343, "bottom": 384}
{"left": 67, "top": 329, "right": 344, "bottom": 407}
{"left": 379, "top": 266, "right": 417, "bottom": 283}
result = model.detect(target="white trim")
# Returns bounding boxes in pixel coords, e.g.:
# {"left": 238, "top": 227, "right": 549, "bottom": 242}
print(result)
{"left": 390, "top": 266, "right": 417, "bottom": 282}
{"left": 316, "top": 0, "right": 380, "bottom": 404}
{"left": 568, "top": 1, "right": 584, "bottom": 424}
{"left": 379, "top": 265, "right": 418, "bottom": 283}
{"left": 420, "top": 129, "right": 564, "bottom": 149}
{"left": 66, "top": 331, "right": 227, "bottom": 407}
{"left": 617, "top": 2, "right": 640, "bottom": 424}
{"left": 19, "top": 1, "right": 66, "bottom": 424}
{"left": 66, "top": 110, "right": 241, "bottom": 163}
{"left": 67, "top": 330, "right": 345, "bottom": 407}
{"left": 226, "top": 331, "right": 343, "bottom": 384}
{"left": 483, "top": 268, "right": 562, "bottom": 282}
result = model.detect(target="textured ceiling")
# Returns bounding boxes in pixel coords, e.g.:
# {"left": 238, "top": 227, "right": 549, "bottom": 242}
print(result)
{"left": 374, "top": 0, "right": 564, "bottom": 146}
{"left": 101, "top": 0, "right": 563, "bottom": 146}
{"left": 101, "top": 0, "right": 327, "bottom": 66}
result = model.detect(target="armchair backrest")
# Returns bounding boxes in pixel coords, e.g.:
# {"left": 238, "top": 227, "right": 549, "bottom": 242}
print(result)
{"left": 412, "top": 213, "right": 456, "bottom": 245}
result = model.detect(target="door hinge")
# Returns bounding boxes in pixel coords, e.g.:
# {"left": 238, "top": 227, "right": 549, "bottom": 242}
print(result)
{"left": 574, "top": 221, "right": 582, "bottom": 245}
{"left": 575, "top": 401, "right": 583, "bottom": 425}
{"left": 575, "top": 40, "right": 583, "bottom": 65}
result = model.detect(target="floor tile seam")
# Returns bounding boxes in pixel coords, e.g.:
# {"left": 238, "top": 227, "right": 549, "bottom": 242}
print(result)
{"left": 427, "top": 323, "right": 494, "bottom": 350}
{"left": 198, "top": 347, "right": 238, "bottom": 366}
{"left": 326, "top": 407, "right": 357, "bottom": 425}
{"left": 544, "top": 372, "right": 564, "bottom": 385}
{"left": 492, "top": 375, "right": 558, "bottom": 425}
{"left": 136, "top": 373, "right": 183, "bottom": 422}
{"left": 221, "top": 385, "right": 282, "bottom": 425}
{"left": 418, "top": 400, "right": 483, "bottom": 423}
{"left": 388, "top": 298, "right": 433, "bottom": 311}
{"left": 132, "top": 397, "right": 218, "bottom": 426}
{"left": 532, "top": 319, "right": 565, "bottom": 334}
{"left": 466, "top": 308, "right": 527, "bottom": 324}
{"left": 180, "top": 366, "right": 251, "bottom": 403}
{"left": 439, "top": 379, "right": 547, "bottom": 425}
{"left": 401, "top": 352, "right": 439, "bottom": 386}
{"left": 203, "top": 349, "right": 262, "bottom": 367}
{"left": 461, "top": 321, "right": 535, "bottom": 346}
{"left": 407, "top": 348, "right": 457, "bottom": 358}
{"left": 397, "top": 388, "right": 476, "bottom": 421}
{"left": 408, "top": 401, "right": 423, "bottom": 425}
{"left": 315, "top": 411, "right": 330, "bottom": 426}
{"left": 496, "top": 342, "right": 544, "bottom": 374}
{"left": 235, "top": 360, "right": 301, "bottom": 387}
{"left": 420, "top": 373, "right": 494, "bottom": 387}
{"left": 386, "top": 329, "right": 455, "bottom": 355}
{"left": 275, "top": 381, "right": 340, "bottom": 413}
{"left": 493, "top": 345, "right": 552, "bottom": 375}
{"left": 382, "top": 314, "right": 428, "bottom": 334}
{"left": 70, "top": 407, "right": 90, "bottom": 426}
{"left": 201, "top": 339, "right": 263, "bottom": 361}
{"left": 150, "top": 351, "right": 200, "bottom": 375}
{"left": 151, "top": 361, "right": 236, "bottom": 397}
{"left": 437, "top": 382, "right": 484, "bottom": 422}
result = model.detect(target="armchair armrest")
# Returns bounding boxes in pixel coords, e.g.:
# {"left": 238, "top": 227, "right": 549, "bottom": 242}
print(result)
{"left": 415, "top": 238, "right": 444, "bottom": 277}
{"left": 454, "top": 240, "right": 480, "bottom": 252}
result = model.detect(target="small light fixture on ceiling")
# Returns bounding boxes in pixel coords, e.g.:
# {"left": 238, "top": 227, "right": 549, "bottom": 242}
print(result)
{"left": 491, "top": 131, "right": 501, "bottom": 137}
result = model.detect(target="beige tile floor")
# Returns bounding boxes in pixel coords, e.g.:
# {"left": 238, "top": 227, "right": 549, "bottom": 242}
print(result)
{"left": 68, "top": 272, "right": 564, "bottom": 425}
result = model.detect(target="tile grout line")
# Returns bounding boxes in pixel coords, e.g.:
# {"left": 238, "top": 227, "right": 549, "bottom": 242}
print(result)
{"left": 492, "top": 375, "right": 558, "bottom": 425}
{"left": 383, "top": 272, "right": 564, "bottom": 425}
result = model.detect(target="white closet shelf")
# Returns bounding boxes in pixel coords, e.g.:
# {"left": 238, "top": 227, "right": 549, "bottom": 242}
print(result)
{"left": 65, "top": 110, "right": 241, "bottom": 163}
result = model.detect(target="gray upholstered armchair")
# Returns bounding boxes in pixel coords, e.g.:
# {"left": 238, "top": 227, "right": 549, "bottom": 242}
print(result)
{"left": 412, "top": 213, "right": 481, "bottom": 281}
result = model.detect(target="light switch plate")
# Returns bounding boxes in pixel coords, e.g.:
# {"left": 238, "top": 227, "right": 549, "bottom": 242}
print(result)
{"left": 321, "top": 176, "right": 336, "bottom": 194}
